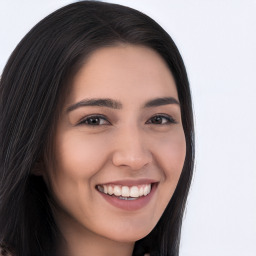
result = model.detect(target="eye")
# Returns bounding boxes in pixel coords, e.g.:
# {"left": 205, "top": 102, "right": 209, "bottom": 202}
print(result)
{"left": 78, "top": 115, "right": 110, "bottom": 126}
{"left": 146, "top": 114, "right": 177, "bottom": 125}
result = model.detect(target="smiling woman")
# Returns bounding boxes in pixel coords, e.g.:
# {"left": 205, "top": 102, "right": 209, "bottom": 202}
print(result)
{"left": 0, "top": 1, "right": 194, "bottom": 256}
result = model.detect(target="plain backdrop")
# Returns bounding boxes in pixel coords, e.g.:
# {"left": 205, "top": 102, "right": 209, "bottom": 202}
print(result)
{"left": 1, "top": 1, "right": 256, "bottom": 256}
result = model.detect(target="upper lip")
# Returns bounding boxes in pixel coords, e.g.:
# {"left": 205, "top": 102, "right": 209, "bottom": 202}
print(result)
{"left": 97, "top": 179, "right": 158, "bottom": 187}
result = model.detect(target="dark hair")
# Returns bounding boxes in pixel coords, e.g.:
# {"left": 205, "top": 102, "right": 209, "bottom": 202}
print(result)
{"left": 0, "top": 1, "right": 194, "bottom": 255}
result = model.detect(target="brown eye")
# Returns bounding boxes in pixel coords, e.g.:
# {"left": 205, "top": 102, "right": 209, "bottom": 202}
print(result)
{"left": 78, "top": 115, "right": 110, "bottom": 126}
{"left": 146, "top": 115, "right": 176, "bottom": 125}
{"left": 151, "top": 116, "right": 163, "bottom": 124}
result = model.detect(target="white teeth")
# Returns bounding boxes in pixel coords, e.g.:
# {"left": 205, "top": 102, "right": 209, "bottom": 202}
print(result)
{"left": 130, "top": 186, "right": 139, "bottom": 197}
{"left": 121, "top": 186, "right": 129, "bottom": 197}
{"left": 98, "top": 184, "right": 152, "bottom": 198}
{"left": 139, "top": 187, "right": 144, "bottom": 196}
{"left": 107, "top": 186, "right": 113, "bottom": 195}
{"left": 144, "top": 185, "right": 149, "bottom": 196}
{"left": 114, "top": 186, "right": 122, "bottom": 196}
{"left": 98, "top": 185, "right": 104, "bottom": 193}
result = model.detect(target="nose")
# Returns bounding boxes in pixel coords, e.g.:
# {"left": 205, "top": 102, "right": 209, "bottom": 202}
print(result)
{"left": 111, "top": 125, "right": 152, "bottom": 171}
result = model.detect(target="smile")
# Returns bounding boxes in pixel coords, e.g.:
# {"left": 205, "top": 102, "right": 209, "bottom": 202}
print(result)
{"left": 96, "top": 181, "right": 157, "bottom": 211}
{"left": 96, "top": 184, "right": 151, "bottom": 200}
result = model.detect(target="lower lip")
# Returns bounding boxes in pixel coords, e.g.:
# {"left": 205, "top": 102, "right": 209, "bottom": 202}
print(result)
{"left": 97, "top": 183, "right": 157, "bottom": 211}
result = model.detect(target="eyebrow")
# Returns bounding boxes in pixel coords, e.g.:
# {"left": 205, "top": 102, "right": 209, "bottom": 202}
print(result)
{"left": 66, "top": 97, "right": 179, "bottom": 113}
{"left": 66, "top": 98, "right": 122, "bottom": 112}
{"left": 144, "top": 97, "right": 180, "bottom": 107}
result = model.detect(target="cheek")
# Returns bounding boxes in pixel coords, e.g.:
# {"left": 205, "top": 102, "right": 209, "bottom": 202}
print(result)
{"left": 47, "top": 131, "right": 110, "bottom": 207}
{"left": 54, "top": 130, "right": 109, "bottom": 179}
{"left": 154, "top": 128, "right": 186, "bottom": 179}
{"left": 46, "top": 131, "right": 112, "bottom": 217}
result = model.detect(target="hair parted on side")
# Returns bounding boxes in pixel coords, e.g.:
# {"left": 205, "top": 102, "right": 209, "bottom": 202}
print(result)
{"left": 0, "top": 1, "right": 194, "bottom": 256}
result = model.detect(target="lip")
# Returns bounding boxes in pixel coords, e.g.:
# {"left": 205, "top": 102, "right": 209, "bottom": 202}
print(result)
{"left": 97, "top": 178, "right": 158, "bottom": 186}
{"left": 96, "top": 181, "right": 158, "bottom": 211}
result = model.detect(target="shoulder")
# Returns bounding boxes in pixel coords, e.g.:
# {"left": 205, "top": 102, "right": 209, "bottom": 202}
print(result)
{"left": 0, "top": 243, "right": 14, "bottom": 256}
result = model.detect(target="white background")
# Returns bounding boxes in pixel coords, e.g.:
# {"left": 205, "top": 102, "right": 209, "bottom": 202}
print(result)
{"left": 1, "top": 1, "right": 256, "bottom": 256}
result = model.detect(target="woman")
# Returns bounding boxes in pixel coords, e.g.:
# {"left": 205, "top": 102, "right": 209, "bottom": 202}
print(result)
{"left": 0, "top": 1, "right": 194, "bottom": 256}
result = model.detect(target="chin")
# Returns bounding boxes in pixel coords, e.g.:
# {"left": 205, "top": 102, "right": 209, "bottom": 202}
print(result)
{"left": 103, "top": 223, "right": 154, "bottom": 243}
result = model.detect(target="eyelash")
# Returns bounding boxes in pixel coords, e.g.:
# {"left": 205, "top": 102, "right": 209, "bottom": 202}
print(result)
{"left": 146, "top": 114, "right": 177, "bottom": 125}
{"left": 78, "top": 115, "right": 110, "bottom": 126}
{"left": 77, "top": 114, "right": 177, "bottom": 126}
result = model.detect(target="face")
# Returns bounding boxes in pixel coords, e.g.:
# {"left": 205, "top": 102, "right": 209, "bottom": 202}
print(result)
{"left": 44, "top": 45, "right": 186, "bottom": 244}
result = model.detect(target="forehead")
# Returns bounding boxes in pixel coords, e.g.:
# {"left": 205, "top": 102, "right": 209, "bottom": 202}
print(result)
{"left": 66, "top": 44, "right": 178, "bottom": 105}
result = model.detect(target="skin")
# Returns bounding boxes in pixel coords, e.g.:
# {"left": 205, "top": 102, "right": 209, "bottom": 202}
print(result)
{"left": 42, "top": 44, "right": 186, "bottom": 256}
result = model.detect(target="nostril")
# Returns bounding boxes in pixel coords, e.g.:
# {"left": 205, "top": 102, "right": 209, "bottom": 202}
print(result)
{"left": 112, "top": 151, "right": 152, "bottom": 170}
